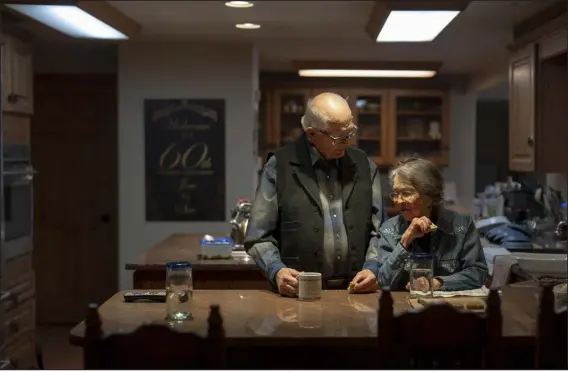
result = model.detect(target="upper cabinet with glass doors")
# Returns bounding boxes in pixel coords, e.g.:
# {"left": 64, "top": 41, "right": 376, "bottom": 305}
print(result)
{"left": 263, "top": 88, "right": 449, "bottom": 167}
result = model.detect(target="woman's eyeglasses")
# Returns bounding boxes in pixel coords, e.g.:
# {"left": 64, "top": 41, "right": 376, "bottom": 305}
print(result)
{"left": 389, "top": 191, "right": 418, "bottom": 202}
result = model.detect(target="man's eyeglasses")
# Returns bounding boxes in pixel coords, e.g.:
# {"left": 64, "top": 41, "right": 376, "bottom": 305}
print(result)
{"left": 317, "top": 125, "right": 358, "bottom": 145}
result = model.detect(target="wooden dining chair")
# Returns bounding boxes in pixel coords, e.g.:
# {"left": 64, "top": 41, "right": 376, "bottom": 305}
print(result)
{"left": 377, "top": 289, "right": 504, "bottom": 369}
{"left": 536, "top": 284, "right": 567, "bottom": 369}
{"left": 83, "top": 303, "right": 226, "bottom": 369}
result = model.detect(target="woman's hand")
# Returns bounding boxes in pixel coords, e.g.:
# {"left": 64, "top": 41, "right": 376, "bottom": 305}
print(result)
{"left": 405, "top": 278, "right": 442, "bottom": 291}
{"left": 401, "top": 216, "right": 436, "bottom": 249}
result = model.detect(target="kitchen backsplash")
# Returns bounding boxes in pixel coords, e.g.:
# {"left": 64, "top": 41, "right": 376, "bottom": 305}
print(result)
{"left": 546, "top": 173, "right": 567, "bottom": 201}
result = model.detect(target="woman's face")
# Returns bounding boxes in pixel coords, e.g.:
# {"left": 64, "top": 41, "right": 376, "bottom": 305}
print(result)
{"left": 391, "top": 176, "right": 432, "bottom": 221}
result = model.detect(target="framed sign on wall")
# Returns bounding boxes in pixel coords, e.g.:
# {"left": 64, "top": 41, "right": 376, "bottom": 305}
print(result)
{"left": 144, "top": 99, "right": 226, "bottom": 221}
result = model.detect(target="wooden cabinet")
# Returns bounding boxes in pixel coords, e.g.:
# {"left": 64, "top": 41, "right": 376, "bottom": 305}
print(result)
{"left": 350, "top": 89, "right": 389, "bottom": 165}
{"left": 0, "top": 34, "right": 36, "bottom": 368}
{"left": 265, "top": 88, "right": 450, "bottom": 166}
{"left": 0, "top": 253, "right": 36, "bottom": 369}
{"left": 508, "top": 32, "right": 568, "bottom": 173}
{"left": 1, "top": 34, "right": 33, "bottom": 115}
{"left": 508, "top": 44, "right": 537, "bottom": 172}
{"left": 389, "top": 90, "right": 449, "bottom": 165}
{"left": 273, "top": 89, "right": 311, "bottom": 148}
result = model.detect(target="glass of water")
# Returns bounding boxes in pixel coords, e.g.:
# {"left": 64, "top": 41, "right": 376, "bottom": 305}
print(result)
{"left": 409, "top": 253, "right": 434, "bottom": 299}
{"left": 165, "top": 261, "right": 193, "bottom": 321}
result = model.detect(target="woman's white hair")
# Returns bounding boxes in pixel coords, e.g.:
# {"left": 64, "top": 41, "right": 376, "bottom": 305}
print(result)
{"left": 389, "top": 157, "right": 445, "bottom": 204}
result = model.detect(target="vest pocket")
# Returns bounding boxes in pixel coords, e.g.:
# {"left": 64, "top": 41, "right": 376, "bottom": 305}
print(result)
{"left": 281, "top": 221, "right": 303, "bottom": 231}
{"left": 281, "top": 256, "right": 299, "bottom": 268}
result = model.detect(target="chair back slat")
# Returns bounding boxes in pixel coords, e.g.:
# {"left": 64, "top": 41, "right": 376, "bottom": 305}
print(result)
{"left": 378, "top": 289, "right": 504, "bottom": 369}
{"left": 84, "top": 303, "right": 226, "bottom": 369}
{"left": 536, "top": 285, "right": 567, "bottom": 369}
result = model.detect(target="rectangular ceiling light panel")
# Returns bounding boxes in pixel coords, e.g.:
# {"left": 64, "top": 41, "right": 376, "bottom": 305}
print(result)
{"left": 377, "top": 10, "right": 460, "bottom": 42}
{"left": 298, "top": 69, "right": 437, "bottom": 78}
{"left": 5, "top": 4, "right": 128, "bottom": 39}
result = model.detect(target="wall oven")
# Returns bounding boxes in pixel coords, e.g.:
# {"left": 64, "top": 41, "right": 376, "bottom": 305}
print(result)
{"left": 2, "top": 143, "right": 35, "bottom": 261}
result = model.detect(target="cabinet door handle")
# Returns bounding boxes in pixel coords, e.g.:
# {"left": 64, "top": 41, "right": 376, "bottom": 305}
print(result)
{"left": 7, "top": 94, "right": 19, "bottom": 104}
{"left": 527, "top": 136, "right": 534, "bottom": 146}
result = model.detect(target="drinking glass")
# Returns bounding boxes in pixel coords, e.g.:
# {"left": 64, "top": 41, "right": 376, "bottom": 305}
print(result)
{"left": 165, "top": 261, "right": 193, "bottom": 321}
{"left": 409, "top": 253, "right": 434, "bottom": 298}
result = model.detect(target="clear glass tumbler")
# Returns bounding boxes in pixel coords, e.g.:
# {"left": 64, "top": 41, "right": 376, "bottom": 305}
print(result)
{"left": 165, "top": 261, "right": 193, "bottom": 321}
{"left": 409, "top": 253, "right": 434, "bottom": 299}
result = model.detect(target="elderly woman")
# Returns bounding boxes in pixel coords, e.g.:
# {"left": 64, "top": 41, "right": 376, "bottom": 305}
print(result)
{"left": 376, "top": 158, "right": 488, "bottom": 291}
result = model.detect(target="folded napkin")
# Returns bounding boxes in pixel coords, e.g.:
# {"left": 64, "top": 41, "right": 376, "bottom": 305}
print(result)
{"left": 412, "top": 286, "right": 490, "bottom": 298}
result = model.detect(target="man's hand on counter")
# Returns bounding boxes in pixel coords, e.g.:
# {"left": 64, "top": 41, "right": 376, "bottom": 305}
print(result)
{"left": 276, "top": 268, "right": 300, "bottom": 297}
{"left": 350, "top": 269, "right": 379, "bottom": 293}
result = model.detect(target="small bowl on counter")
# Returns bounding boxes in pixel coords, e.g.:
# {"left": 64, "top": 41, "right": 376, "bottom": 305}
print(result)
{"left": 199, "top": 236, "right": 234, "bottom": 260}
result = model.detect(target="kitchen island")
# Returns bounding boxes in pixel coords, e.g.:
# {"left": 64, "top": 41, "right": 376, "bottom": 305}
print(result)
{"left": 125, "top": 234, "right": 268, "bottom": 290}
{"left": 70, "top": 288, "right": 540, "bottom": 368}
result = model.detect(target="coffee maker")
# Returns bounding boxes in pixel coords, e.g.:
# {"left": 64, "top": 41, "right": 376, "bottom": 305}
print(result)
{"left": 230, "top": 199, "right": 252, "bottom": 249}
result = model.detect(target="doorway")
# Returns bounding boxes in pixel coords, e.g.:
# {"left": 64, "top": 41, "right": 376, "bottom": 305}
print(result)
{"left": 31, "top": 75, "right": 118, "bottom": 324}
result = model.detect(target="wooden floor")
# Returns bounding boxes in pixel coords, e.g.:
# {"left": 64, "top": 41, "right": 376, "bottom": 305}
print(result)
{"left": 36, "top": 325, "right": 83, "bottom": 369}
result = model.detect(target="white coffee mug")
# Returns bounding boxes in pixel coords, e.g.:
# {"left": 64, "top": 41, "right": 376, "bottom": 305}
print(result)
{"left": 298, "top": 272, "right": 322, "bottom": 301}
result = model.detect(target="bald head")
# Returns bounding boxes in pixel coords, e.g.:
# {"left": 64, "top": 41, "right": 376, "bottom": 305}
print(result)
{"left": 301, "top": 92, "right": 353, "bottom": 131}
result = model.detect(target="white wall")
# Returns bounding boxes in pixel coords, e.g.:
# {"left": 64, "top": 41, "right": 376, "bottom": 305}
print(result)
{"left": 118, "top": 41, "right": 258, "bottom": 289}
{"left": 444, "top": 91, "right": 478, "bottom": 210}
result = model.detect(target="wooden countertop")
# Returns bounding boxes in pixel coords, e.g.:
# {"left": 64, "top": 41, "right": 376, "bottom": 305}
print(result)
{"left": 69, "top": 286, "right": 540, "bottom": 347}
{"left": 125, "top": 234, "right": 258, "bottom": 271}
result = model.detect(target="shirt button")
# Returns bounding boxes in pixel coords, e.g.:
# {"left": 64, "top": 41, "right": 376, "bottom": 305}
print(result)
{"left": 326, "top": 175, "right": 330, "bottom": 179}
{"left": 333, "top": 214, "right": 337, "bottom": 218}
{"left": 337, "top": 255, "right": 341, "bottom": 260}
{"left": 336, "top": 233, "right": 340, "bottom": 239}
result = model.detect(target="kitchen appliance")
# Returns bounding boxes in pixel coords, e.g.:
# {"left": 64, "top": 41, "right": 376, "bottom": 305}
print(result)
{"left": 502, "top": 187, "right": 545, "bottom": 223}
{"left": 2, "top": 143, "right": 35, "bottom": 262}
{"left": 510, "top": 252, "right": 568, "bottom": 279}
{"left": 229, "top": 199, "right": 252, "bottom": 249}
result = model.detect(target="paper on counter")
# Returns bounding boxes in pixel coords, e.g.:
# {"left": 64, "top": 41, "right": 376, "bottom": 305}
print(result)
{"left": 432, "top": 286, "right": 489, "bottom": 298}
{"left": 483, "top": 246, "right": 512, "bottom": 275}
{"left": 411, "top": 287, "right": 490, "bottom": 298}
{"left": 412, "top": 286, "right": 490, "bottom": 298}
{"left": 490, "top": 255, "right": 517, "bottom": 289}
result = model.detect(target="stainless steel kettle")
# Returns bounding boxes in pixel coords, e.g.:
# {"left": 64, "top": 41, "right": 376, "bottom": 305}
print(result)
{"left": 230, "top": 199, "right": 252, "bottom": 249}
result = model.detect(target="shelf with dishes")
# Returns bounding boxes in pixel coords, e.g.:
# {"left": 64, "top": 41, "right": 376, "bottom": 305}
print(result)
{"left": 390, "top": 91, "right": 449, "bottom": 165}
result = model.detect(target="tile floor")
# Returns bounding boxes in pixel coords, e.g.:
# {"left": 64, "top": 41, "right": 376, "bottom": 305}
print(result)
{"left": 36, "top": 325, "right": 82, "bottom": 369}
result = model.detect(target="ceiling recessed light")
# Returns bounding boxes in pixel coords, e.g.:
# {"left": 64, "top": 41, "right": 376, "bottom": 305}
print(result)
{"left": 235, "top": 23, "right": 260, "bottom": 29}
{"left": 225, "top": 1, "right": 254, "bottom": 8}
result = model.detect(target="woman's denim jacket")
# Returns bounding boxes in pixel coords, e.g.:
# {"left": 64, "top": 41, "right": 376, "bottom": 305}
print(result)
{"left": 373, "top": 208, "right": 488, "bottom": 291}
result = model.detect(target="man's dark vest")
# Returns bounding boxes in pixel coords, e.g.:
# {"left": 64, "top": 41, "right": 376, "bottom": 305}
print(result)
{"left": 269, "top": 134, "right": 372, "bottom": 280}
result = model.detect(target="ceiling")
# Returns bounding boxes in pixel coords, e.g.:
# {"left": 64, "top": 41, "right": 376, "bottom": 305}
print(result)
{"left": 3, "top": 1, "right": 560, "bottom": 75}
{"left": 108, "top": 0, "right": 558, "bottom": 74}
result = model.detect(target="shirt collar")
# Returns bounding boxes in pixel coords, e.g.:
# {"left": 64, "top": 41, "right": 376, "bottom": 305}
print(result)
{"left": 308, "top": 144, "right": 326, "bottom": 166}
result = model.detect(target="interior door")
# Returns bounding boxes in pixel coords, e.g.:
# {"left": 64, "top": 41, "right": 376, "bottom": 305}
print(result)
{"left": 31, "top": 75, "right": 118, "bottom": 324}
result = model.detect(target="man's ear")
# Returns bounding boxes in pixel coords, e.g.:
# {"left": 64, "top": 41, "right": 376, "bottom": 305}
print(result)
{"left": 305, "top": 128, "right": 316, "bottom": 140}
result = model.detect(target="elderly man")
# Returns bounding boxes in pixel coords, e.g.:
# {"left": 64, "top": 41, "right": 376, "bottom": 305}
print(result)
{"left": 245, "top": 92, "right": 387, "bottom": 297}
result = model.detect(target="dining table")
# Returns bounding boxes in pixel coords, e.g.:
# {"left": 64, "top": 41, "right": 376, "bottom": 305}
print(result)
{"left": 70, "top": 285, "right": 542, "bottom": 368}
